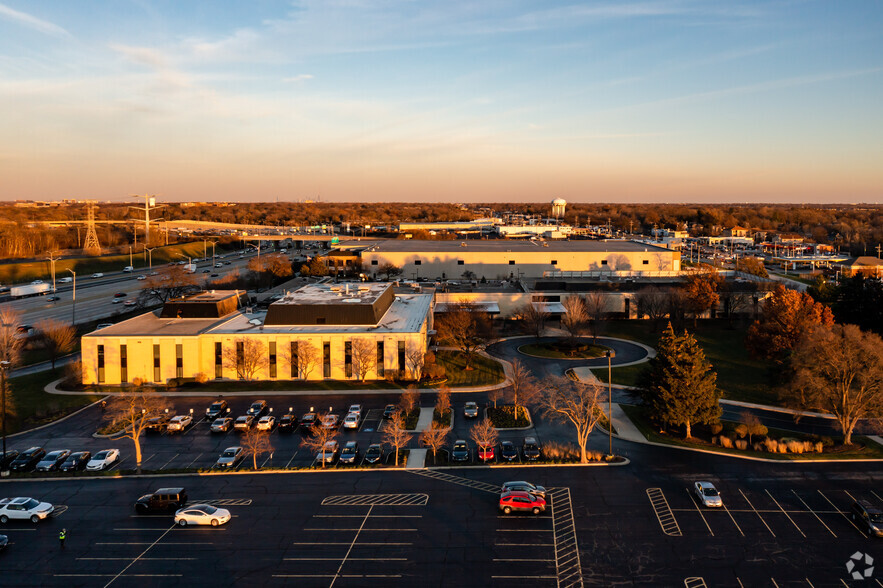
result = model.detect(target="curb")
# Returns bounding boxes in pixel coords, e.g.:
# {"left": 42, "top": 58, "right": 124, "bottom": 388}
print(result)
{"left": 6, "top": 395, "right": 110, "bottom": 439}
{"left": 484, "top": 406, "right": 534, "bottom": 431}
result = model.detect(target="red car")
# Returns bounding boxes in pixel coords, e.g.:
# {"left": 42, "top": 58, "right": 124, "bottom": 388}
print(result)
{"left": 478, "top": 444, "right": 495, "bottom": 462}
{"left": 499, "top": 491, "right": 546, "bottom": 515}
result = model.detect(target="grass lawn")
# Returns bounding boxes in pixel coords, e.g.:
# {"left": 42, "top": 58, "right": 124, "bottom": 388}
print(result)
{"left": 619, "top": 404, "right": 883, "bottom": 461}
{"left": 6, "top": 369, "right": 102, "bottom": 434}
{"left": 518, "top": 342, "right": 609, "bottom": 359}
{"left": 592, "top": 364, "right": 645, "bottom": 388}
{"left": 435, "top": 350, "right": 505, "bottom": 387}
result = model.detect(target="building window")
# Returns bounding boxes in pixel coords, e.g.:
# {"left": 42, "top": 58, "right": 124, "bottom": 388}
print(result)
{"left": 269, "top": 341, "right": 277, "bottom": 379}
{"left": 214, "top": 342, "right": 223, "bottom": 379}
{"left": 414, "top": 260, "right": 422, "bottom": 266}
{"left": 290, "top": 341, "right": 299, "bottom": 378}
{"left": 153, "top": 344, "right": 161, "bottom": 382}
{"left": 509, "top": 260, "right": 515, "bottom": 265}
{"left": 236, "top": 341, "right": 244, "bottom": 380}
{"left": 398, "top": 341, "right": 406, "bottom": 377}
{"left": 345, "top": 341, "right": 353, "bottom": 378}
{"left": 175, "top": 344, "right": 183, "bottom": 379}
{"left": 120, "top": 344, "right": 127, "bottom": 383}
{"left": 371, "top": 260, "right": 378, "bottom": 266}
{"left": 97, "top": 345, "right": 105, "bottom": 384}
{"left": 642, "top": 259, "right": 649, "bottom": 265}
{"left": 376, "top": 341, "right": 384, "bottom": 378}
{"left": 457, "top": 260, "right": 464, "bottom": 265}
{"left": 323, "top": 341, "right": 331, "bottom": 378}
{"left": 601, "top": 259, "right": 608, "bottom": 265}
{"left": 316, "top": 317, "right": 326, "bottom": 325}
{"left": 551, "top": 260, "right": 557, "bottom": 265}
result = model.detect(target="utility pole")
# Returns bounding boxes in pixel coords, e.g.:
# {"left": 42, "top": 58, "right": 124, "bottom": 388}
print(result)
{"left": 67, "top": 269, "right": 76, "bottom": 325}
{"left": 129, "top": 194, "right": 165, "bottom": 245}
{"left": 144, "top": 247, "right": 156, "bottom": 269}
{"left": 129, "top": 246, "right": 133, "bottom": 268}
{"left": 83, "top": 201, "right": 101, "bottom": 255}
{"left": 46, "top": 251, "right": 61, "bottom": 294}
{"left": 877, "top": 244, "right": 881, "bottom": 259}
{"left": 0, "top": 360, "right": 8, "bottom": 477}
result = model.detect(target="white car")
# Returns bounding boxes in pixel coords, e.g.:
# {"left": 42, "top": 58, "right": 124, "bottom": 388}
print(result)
{"left": 86, "top": 448, "right": 120, "bottom": 471}
{"left": 347, "top": 404, "right": 363, "bottom": 418}
{"left": 256, "top": 416, "right": 275, "bottom": 431}
{"left": 174, "top": 504, "right": 231, "bottom": 527}
{"left": 318, "top": 440, "right": 339, "bottom": 463}
{"left": 321, "top": 414, "right": 340, "bottom": 429}
{"left": 136, "top": 275, "right": 147, "bottom": 280}
{"left": 167, "top": 415, "right": 193, "bottom": 433}
{"left": 694, "top": 481, "right": 723, "bottom": 507}
{"left": 343, "top": 412, "right": 360, "bottom": 429}
{"left": 0, "top": 497, "right": 54, "bottom": 523}
{"left": 58, "top": 276, "right": 73, "bottom": 283}
{"left": 91, "top": 272, "right": 104, "bottom": 279}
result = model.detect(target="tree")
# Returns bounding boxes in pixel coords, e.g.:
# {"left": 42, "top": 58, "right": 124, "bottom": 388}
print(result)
{"left": 682, "top": 271, "right": 721, "bottom": 326}
{"left": 350, "top": 338, "right": 376, "bottom": 381}
{"left": 383, "top": 411, "right": 412, "bottom": 466}
{"left": 222, "top": 338, "right": 268, "bottom": 380}
{"left": 300, "top": 257, "right": 329, "bottom": 277}
{"left": 291, "top": 340, "right": 319, "bottom": 380}
{"left": 421, "top": 351, "right": 445, "bottom": 380}
{"left": 300, "top": 417, "right": 339, "bottom": 469}
{"left": 378, "top": 262, "right": 403, "bottom": 281}
{"left": 783, "top": 324, "right": 883, "bottom": 445}
{"left": 513, "top": 302, "right": 549, "bottom": 341}
{"left": 405, "top": 348, "right": 425, "bottom": 381}
{"left": 736, "top": 411, "right": 768, "bottom": 445}
{"left": 434, "top": 386, "right": 451, "bottom": 421}
{"left": 583, "top": 291, "right": 608, "bottom": 343}
{"left": 420, "top": 424, "right": 448, "bottom": 463}
{"left": 435, "top": 301, "right": 493, "bottom": 369}
{"left": 105, "top": 387, "right": 172, "bottom": 473}
{"left": 241, "top": 427, "right": 274, "bottom": 470}
{"left": 539, "top": 376, "right": 606, "bottom": 463}
{"left": 488, "top": 388, "right": 502, "bottom": 409}
{"left": 0, "top": 309, "right": 23, "bottom": 433}
{"left": 745, "top": 284, "right": 835, "bottom": 360}
{"left": 470, "top": 418, "right": 499, "bottom": 461}
{"left": 560, "top": 295, "right": 587, "bottom": 341}
{"left": 399, "top": 386, "right": 419, "bottom": 416}
{"left": 636, "top": 286, "right": 670, "bottom": 330}
{"left": 138, "top": 266, "right": 200, "bottom": 305}
{"left": 639, "top": 323, "right": 721, "bottom": 439}
{"left": 507, "top": 359, "right": 539, "bottom": 419}
{"left": 735, "top": 257, "right": 769, "bottom": 278}
{"left": 35, "top": 319, "right": 75, "bottom": 369}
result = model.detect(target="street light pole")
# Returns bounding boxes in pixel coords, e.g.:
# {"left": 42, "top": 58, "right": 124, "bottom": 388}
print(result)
{"left": 0, "top": 360, "right": 8, "bottom": 476}
{"left": 605, "top": 349, "right": 615, "bottom": 457}
{"left": 67, "top": 269, "right": 76, "bottom": 326}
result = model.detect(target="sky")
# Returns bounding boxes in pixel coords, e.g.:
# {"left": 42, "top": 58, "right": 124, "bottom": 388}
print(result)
{"left": 0, "top": 1, "right": 881, "bottom": 204}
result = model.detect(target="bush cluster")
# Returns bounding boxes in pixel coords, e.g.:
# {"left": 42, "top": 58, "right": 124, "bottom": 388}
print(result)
{"left": 487, "top": 405, "right": 530, "bottom": 428}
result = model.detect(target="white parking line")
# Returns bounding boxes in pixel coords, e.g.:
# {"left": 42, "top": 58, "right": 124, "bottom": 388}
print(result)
{"left": 185, "top": 453, "right": 203, "bottom": 469}
{"left": 78, "top": 557, "right": 197, "bottom": 561}
{"left": 791, "top": 491, "right": 836, "bottom": 538}
{"left": 260, "top": 453, "right": 273, "bottom": 468}
{"left": 292, "top": 542, "right": 413, "bottom": 546}
{"left": 738, "top": 489, "right": 775, "bottom": 537}
{"left": 871, "top": 490, "right": 883, "bottom": 503}
{"left": 686, "top": 488, "right": 714, "bottom": 536}
{"left": 285, "top": 450, "right": 299, "bottom": 468}
{"left": 284, "top": 557, "right": 408, "bottom": 561}
{"left": 493, "top": 558, "right": 555, "bottom": 562}
{"left": 274, "top": 575, "right": 402, "bottom": 579}
{"left": 771, "top": 578, "right": 779, "bottom": 588}
{"left": 818, "top": 490, "right": 867, "bottom": 537}
{"left": 141, "top": 454, "right": 156, "bottom": 465}
{"left": 329, "top": 504, "right": 373, "bottom": 588}
{"left": 495, "top": 543, "right": 554, "bottom": 547}
{"left": 497, "top": 529, "right": 553, "bottom": 532}
{"left": 491, "top": 576, "right": 557, "bottom": 580}
{"left": 96, "top": 542, "right": 213, "bottom": 545}
{"left": 721, "top": 502, "right": 744, "bottom": 536}
{"left": 765, "top": 489, "right": 805, "bottom": 537}
{"left": 103, "top": 523, "right": 178, "bottom": 588}
{"left": 304, "top": 528, "right": 418, "bottom": 532}
{"left": 159, "top": 453, "right": 179, "bottom": 470}
{"left": 805, "top": 579, "right": 815, "bottom": 587}
{"left": 56, "top": 575, "right": 183, "bottom": 579}
{"left": 313, "top": 515, "right": 422, "bottom": 518}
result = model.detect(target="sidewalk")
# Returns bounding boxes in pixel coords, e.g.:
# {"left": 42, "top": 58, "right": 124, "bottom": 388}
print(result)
{"left": 406, "top": 449, "right": 427, "bottom": 469}
{"left": 414, "top": 407, "right": 435, "bottom": 432}
{"left": 606, "top": 403, "right": 646, "bottom": 443}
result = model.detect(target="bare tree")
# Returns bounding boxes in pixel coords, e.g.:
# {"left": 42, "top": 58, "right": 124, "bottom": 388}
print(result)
{"left": 539, "top": 376, "right": 606, "bottom": 463}
{"left": 378, "top": 262, "right": 403, "bottom": 281}
{"left": 636, "top": 286, "right": 669, "bottom": 330}
{"left": 241, "top": 427, "right": 274, "bottom": 470}
{"left": 420, "top": 424, "right": 448, "bottom": 464}
{"left": 435, "top": 301, "right": 493, "bottom": 369}
{"left": 383, "top": 411, "right": 412, "bottom": 466}
{"left": 105, "top": 388, "right": 172, "bottom": 473}
{"left": 488, "top": 388, "right": 502, "bottom": 409}
{"left": 292, "top": 340, "right": 319, "bottom": 380}
{"left": 513, "top": 302, "right": 549, "bottom": 341}
{"left": 583, "top": 291, "right": 608, "bottom": 344}
{"left": 434, "top": 386, "right": 451, "bottom": 421}
{"left": 470, "top": 418, "right": 499, "bottom": 461}
{"left": 399, "top": 385, "right": 419, "bottom": 417}
{"left": 560, "top": 295, "right": 588, "bottom": 342}
{"left": 405, "top": 348, "right": 425, "bottom": 381}
{"left": 222, "top": 338, "right": 268, "bottom": 380}
{"left": 35, "top": 319, "right": 75, "bottom": 369}
{"left": 737, "top": 411, "right": 768, "bottom": 445}
{"left": 300, "top": 417, "right": 339, "bottom": 469}
{"left": 350, "top": 338, "right": 377, "bottom": 381}
{"left": 138, "top": 266, "right": 200, "bottom": 305}
{"left": 0, "top": 308, "right": 22, "bottom": 366}
{"left": 507, "top": 359, "right": 539, "bottom": 419}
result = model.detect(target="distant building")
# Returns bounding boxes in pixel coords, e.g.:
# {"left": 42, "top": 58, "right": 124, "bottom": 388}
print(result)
{"left": 839, "top": 256, "right": 883, "bottom": 278}
{"left": 722, "top": 226, "right": 751, "bottom": 238}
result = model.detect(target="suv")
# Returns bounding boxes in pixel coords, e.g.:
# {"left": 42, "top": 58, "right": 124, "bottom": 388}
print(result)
{"left": 145, "top": 413, "right": 173, "bottom": 432}
{"left": 206, "top": 400, "right": 228, "bottom": 421}
{"left": 339, "top": 441, "right": 359, "bottom": 464}
{"left": 464, "top": 402, "right": 479, "bottom": 418}
{"left": 9, "top": 447, "right": 46, "bottom": 472}
{"left": 246, "top": 400, "right": 268, "bottom": 417}
{"left": 134, "top": 488, "right": 188, "bottom": 514}
{"left": 451, "top": 440, "right": 470, "bottom": 462}
{"left": 850, "top": 500, "right": 883, "bottom": 537}
{"left": 522, "top": 437, "right": 540, "bottom": 461}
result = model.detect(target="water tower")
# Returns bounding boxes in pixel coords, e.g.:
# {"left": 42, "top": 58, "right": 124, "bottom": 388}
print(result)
{"left": 551, "top": 198, "right": 566, "bottom": 218}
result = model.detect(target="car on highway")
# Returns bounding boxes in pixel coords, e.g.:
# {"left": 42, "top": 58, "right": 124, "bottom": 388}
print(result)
{"left": 123, "top": 299, "right": 136, "bottom": 307}
{"left": 215, "top": 263, "right": 223, "bottom": 268}
{"left": 111, "top": 297, "right": 123, "bottom": 304}
{"left": 501, "top": 481, "right": 546, "bottom": 499}
{"left": 91, "top": 273, "right": 104, "bottom": 279}
{"left": 86, "top": 449, "right": 120, "bottom": 471}
{"left": 318, "top": 440, "right": 339, "bottom": 464}
{"left": 206, "top": 400, "right": 229, "bottom": 421}
{"left": 342, "top": 413, "right": 360, "bottom": 430}
{"left": 113, "top": 292, "right": 127, "bottom": 298}
{"left": 37, "top": 451, "right": 78, "bottom": 473}
{"left": 58, "top": 276, "right": 72, "bottom": 283}
{"left": 522, "top": 437, "right": 540, "bottom": 461}
{"left": 214, "top": 447, "right": 244, "bottom": 469}
{"left": 299, "top": 412, "right": 318, "bottom": 428}
{"left": 694, "top": 481, "right": 723, "bottom": 507}
{"left": 256, "top": 415, "right": 275, "bottom": 431}
{"left": 135, "top": 488, "right": 188, "bottom": 514}
{"left": 59, "top": 451, "right": 91, "bottom": 472}
{"left": 339, "top": 441, "right": 359, "bottom": 464}
{"left": 850, "top": 500, "right": 883, "bottom": 537}
{"left": 167, "top": 415, "right": 192, "bottom": 433}
{"left": 0, "top": 497, "right": 55, "bottom": 523}
{"left": 0, "top": 450, "right": 19, "bottom": 470}
{"left": 46, "top": 295, "right": 60, "bottom": 302}
{"left": 451, "top": 440, "right": 470, "bottom": 462}
{"left": 246, "top": 400, "right": 268, "bottom": 417}
{"left": 321, "top": 414, "right": 340, "bottom": 429}
{"left": 136, "top": 275, "right": 147, "bottom": 280}
{"left": 364, "top": 443, "right": 383, "bottom": 464}
{"left": 211, "top": 417, "right": 234, "bottom": 433}
{"left": 347, "top": 404, "right": 363, "bottom": 418}
{"left": 500, "top": 441, "right": 518, "bottom": 462}
{"left": 9, "top": 447, "right": 46, "bottom": 472}
{"left": 383, "top": 404, "right": 398, "bottom": 419}
{"left": 477, "top": 444, "right": 495, "bottom": 462}
{"left": 278, "top": 413, "right": 297, "bottom": 432}
{"left": 464, "top": 402, "right": 479, "bottom": 418}
{"left": 499, "top": 491, "right": 546, "bottom": 515}
{"left": 234, "top": 415, "right": 255, "bottom": 431}
{"left": 145, "top": 413, "right": 173, "bottom": 432}
{"left": 175, "top": 504, "right": 231, "bottom": 527}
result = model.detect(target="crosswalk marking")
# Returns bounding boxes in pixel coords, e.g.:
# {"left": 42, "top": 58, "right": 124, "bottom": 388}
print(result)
{"left": 321, "top": 493, "right": 428, "bottom": 506}
{"left": 409, "top": 469, "right": 499, "bottom": 494}
{"left": 646, "top": 488, "right": 682, "bottom": 536}
{"left": 551, "top": 488, "right": 584, "bottom": 588}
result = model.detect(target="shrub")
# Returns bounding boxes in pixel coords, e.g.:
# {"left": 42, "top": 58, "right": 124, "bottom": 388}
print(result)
{"left": 763, "top": 438, "right": 778, "bottom": 452}
{"left": 709, "top": 423, "right": 723, "bottom": 435}
{"left": 542, "top": 441, "right": 580, "bottom": 461}
{"left": 786, "top": 440, "right": 804, "bottom": 454}
{"left": 487, "top": 405, "right": 530, "bottom": 428}
{"left": 777, "top": 443, "right": 788, "bottom": 454}
{"left": 734, "top": 424, "right": 748, "bottom": 439}
{"left": 194, "top": 372, "right": 209, "bottom": 384}
{"left": 735, "top": 439, "right": 748, "bottom": 450}
{"left": 814, "top": 441, "right": 824, "bottom": 453}
{"left": 803, "top": 440, "right": 814, "bottom": 453}
{"left": 719, "top": 436, "right": 733, "bottom": 449}
{"left": 752, "top": 442, "right": 764, "bottom": 452}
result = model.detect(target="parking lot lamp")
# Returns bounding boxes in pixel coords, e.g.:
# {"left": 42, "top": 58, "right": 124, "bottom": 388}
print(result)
{"left": 1, "top": 360, "right": 9, "bottom": 476}
{"left": 66, "top": 269, "right": 76, "bottom": 326}
{"left": 605, "top": 349, "right": 615, "bottom": 457}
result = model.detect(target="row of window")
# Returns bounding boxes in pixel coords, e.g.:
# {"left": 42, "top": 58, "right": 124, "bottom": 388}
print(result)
{"left": 370, "top": 258, "right": 651, "bottom": 266}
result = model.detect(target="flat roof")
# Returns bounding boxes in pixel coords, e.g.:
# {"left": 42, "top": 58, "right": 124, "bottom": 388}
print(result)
{"left": 84, "top": 310, "right": 236, "bottom": 338}
{"left": 272, "top": 283, "right": 390, "bottom": 306}
{"left": 360, "top": 239, "right": 673, "bottom": 254}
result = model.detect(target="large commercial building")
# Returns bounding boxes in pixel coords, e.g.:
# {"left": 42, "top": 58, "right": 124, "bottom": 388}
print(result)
{"left": 81, "top": 284, "right": 433, "bottom": 386}
{"left": 357, "top": 239, "right": 680, "bottom": 281}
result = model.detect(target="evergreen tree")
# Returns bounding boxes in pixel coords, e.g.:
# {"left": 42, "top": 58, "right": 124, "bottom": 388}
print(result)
{"left": 640, "top": 323, "right": 721, "bottom": 439}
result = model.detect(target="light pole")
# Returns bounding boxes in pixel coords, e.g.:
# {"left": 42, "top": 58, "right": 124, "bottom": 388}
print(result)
{"left": 129, "top": 245, "right": 133, "bottom": 268}
{"left": 67, "top": 269, "right": 76, "bottom": 326}
{"left": 1, "top": 359, "right": 8, "bottom": 476}
{"left": 144, "top": 246, "right": 156, "bottom": 269}
{"left": 605, "top": 349, "right": 615, "bottom": 457}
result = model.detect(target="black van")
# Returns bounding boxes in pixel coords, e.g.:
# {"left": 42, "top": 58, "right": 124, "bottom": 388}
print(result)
{"left": 134, "top": 488, "right": 188, "bottom": 514}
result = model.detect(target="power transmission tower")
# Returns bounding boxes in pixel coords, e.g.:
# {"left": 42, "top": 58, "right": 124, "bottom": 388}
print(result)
{"left": 83, "top": 201, "right": 102, "bottom": 255}
{"left": 129, "top": 194, "right": 165, "bottom": 245}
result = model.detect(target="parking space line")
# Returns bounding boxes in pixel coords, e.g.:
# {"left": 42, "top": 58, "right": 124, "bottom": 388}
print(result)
{"left": 409, "top": 469, "right": 500, "bottom": 494}
{"left": 791, "top": 491, "right": 836, "bottom": 538}
{"left": 771, "top": 579, "right": 779, "bottom": 588}
{"left": 160, "top": 453, "right": 179, "bottom": 469}
{"left": 141, "top": 453, "right": 155, "bottom": 465}
{"left": 720, "top": 502, "right": 744, "bottom": 536}
{"left": 491, "top": 576, "right": 557, "bottom": 580}
{"left": 78, "top": 557, "right": 197, "bottom": 561}
{"left": 685, "top": 488, "right": 714, "bottom": 536}
{"left": 738, "top": 490, "right": 775, "bottom": 537}
{"left": 805, "top": 579, "right": 815, "bottom": 587}
{"left": 871, "top": 490, "right": 883, "bottom": 503}
{"left": 273, "top": 575, "right": 402, "bottom": 579}
{"left": 260, "top": 453, "right": 273, "bottom": 468}
{"left": 305, "top": 528, "right": 418, "bottom": 532}
{"left": 328, "top": 504, "right": 373, "bottom": 588}
{"left": 684, "top": 578, "right": 707, "bottom": 588}
{"left": 322, "top": 493, "right": 429, "bottom": 506}
{"left": 285, "top": 557, "right": 408, "bottom": 561}
{"left": 185, "top": 453, "right": 203, "bottom": 469}
{"left": 646, "top": 488, "right": 682, "bottom": 536}
{"left": 493, "top": 558, "right": 555, "bottom": 562}
{"left": 764, "top": 489, "right": 805, "bottom": 537}
{"left": 292, "top": 542, "right": 413, "bottom": 546}
{"left": 96, "top": 542, "right": 213, "bottom": 545}
{"left": 550, "top": 488, "right": 584, "bottom": 588}
{"left": 495, "top": 543, "right": 554, "bottom": 547}
{"left": 102, "top": 523, "right": 178, "bottom": 588}
{"left": 817, "top": 490, "right": 867, "bottom": 537}
{"left": 108, "top": 457, "right": 127, "bottom": 471}
{"left": 314, "top": 515, "right": 422, "bottom": 518}
{"left": 285, "top": 451, "right": 299, "bottom": 469}
{"left": 875, "top": 578, "right": 882, "bottom": 587}
{"left": 56, "top": 575, "right": 183, "bottom": 578}
{"left": 497, "top": 529, "right": 554, "bottom": 532}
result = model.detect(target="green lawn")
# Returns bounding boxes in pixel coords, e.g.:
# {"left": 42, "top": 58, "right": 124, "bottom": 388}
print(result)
{"left": 518, "top": 342, "right": 609, "bottom": 359}
{"left": 6, "top": 369, "right": 102, "bottom": 434}
{"left": 435, "top": 350, "right": 505, "bottom": 387}
{"left": 592, "top": 364, "right": 645, "bottom": 388}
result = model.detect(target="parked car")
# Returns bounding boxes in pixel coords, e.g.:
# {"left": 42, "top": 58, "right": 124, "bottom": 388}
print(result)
{"left": 246, "top": 400, "right": 268, "bottom": 417}
{"left": 175, "top": 504, "right": 231, "bottom": 527}
{"left": 35, "top": 449, "right": 71, "bottom": 472}
{"left": 214, "top": 447, "right": 244, "bottom": 469}
{"left": 464, "top": 402, "right": 479, "bottom": 418}
{"left": 134, "top": 488, "right": 188, "bottom": 514}
{"left": 256, "top": 415, "right": 275, "bottom": 431}
{"left": 451, "top": 440, "right": 470, "bottom": 462}
{"left": 206, "top": 400, "right": 228, "bottom": 421}
{"left": 850, "top": 500, "right": 883, "bottom": 537}
{"left": 211, "top": 417, "right": 234, "bottom": 433}
{"left": 318, "top": 440, "right": 339, "bottom": 464}
{"left": 522, "top": 437, "right": 540, "bottom": 461}
{"left": 477, "top": 444, "right": 495, "bottom": 462}
{"left": 321, "top": 414, "right": 340, "bottom": 429}
{"left": 501, "top": 481, "right": 546, "bottom": 499}
{"left": 347, "top": 404, "right": 363, "bottom": 418}
{"left": 86, "top": 449, "right": 120, "bottom": 471}
{"left": 59, "top": 451, "right": 91, "bottom": 472}
{"left": 343, "top": 413, "right": 360, "bottom": 430}
{"left": 383, "top": 404, "right": 398, "bottom": 419}
{"left": 364, "top": 443, "right": 383, "bottom": 464}
{"left": 299, "top": 412, "right": 318, "bottom": 427}
{"left": 339, "top": 441, "right": 359, "bottom": 464}
{"left": 0, "top": 450, "right": 20, "bottom": 470}
{"left": 693, "top": 481, "right": 723, "bottom": 508}
{"left": 167, "top": 415, "right": 193, "bottom": 433}
{"left": 0, "top": 497, "right": 54, "bottom": 523}
{"left": 500, "top": 441, "right": 518, "bottom": 462}
{"left": 499, "top": 491, "right": 546, "bottom": 515}
{"left": 145, "top": 413, "right": 173, "bottom": 432}
{"left": 278, "top": 413, "right": 297, "bottom": 432}
{"left": 9, "top": 447, "right": 46, "bottom": 472}
{"left": 234, "top": 415, "right": 255, "bottom": 431}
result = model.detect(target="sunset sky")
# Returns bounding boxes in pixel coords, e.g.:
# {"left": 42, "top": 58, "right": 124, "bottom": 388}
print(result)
{"left": 1, "top": 1, "right": 881, "bottom": 203}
